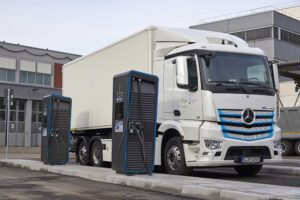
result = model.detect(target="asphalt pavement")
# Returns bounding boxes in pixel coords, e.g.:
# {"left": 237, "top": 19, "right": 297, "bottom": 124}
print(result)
{"left": 1, "top": 147, "right": 299, "bottom": 188}
{"left": 0, "top": 165, "right": 196, "bottom": 200}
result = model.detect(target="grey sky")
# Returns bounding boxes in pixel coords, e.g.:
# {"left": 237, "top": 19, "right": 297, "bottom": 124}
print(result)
{"left": 0, "top": 0, "right": 298, "bottom": 55}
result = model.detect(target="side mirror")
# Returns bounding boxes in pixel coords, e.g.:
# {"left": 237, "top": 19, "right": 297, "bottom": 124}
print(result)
{"left": 175, "top": 56, "right": 189, "bottom": 86}
{"left": 272, "top": 64, "right": 280, "bottom": 91}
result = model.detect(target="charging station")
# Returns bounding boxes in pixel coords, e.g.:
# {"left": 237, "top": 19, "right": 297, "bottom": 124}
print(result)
{"left": 41, "top": 94, "right": 72, "bottom": 165}
{"left": 112, "top": 70, "right": 158, "bottom": 175}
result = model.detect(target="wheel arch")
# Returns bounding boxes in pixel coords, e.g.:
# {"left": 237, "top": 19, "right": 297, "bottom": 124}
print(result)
{"left": 160, "top": 128, "right": 182, "bottom": 169}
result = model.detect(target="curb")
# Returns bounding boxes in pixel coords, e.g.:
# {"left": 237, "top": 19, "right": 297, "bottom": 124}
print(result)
{"left": 0, "top": 160, "right": 299, "bottom": 200}
{"left": 262, "top": 165, "right": 300, "bottom": 176}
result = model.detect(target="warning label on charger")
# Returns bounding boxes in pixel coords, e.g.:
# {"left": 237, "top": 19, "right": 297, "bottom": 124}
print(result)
{"left": 114, "top": 120, "right": 123, "bottom": 132}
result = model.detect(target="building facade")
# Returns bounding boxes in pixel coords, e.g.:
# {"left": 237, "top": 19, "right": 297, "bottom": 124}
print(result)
{"left": 190, "top": 6, "right": 300, "bottom": 107}
{"left": 0, "top": 42, "right": 80, "bottom": 147}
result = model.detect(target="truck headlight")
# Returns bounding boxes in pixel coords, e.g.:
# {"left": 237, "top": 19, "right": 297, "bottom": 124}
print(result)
{"left": 274, "top": 140, "right": 281, "bottom": 149}
{"left": 204, "top": 139, "right": 223, "bottom": 150}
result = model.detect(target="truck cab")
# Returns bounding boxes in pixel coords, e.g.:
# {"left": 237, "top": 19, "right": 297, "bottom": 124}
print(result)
{"left": 153, "top": 30, "right": 282, "bottom": 175}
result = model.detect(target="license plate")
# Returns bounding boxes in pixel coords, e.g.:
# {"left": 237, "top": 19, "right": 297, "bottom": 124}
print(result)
{"left": 240, "top": 157, "right": 261, "bottom": 163}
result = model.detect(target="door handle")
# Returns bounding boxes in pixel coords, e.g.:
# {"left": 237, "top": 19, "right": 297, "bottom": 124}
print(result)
{"left": 173, "top": 110, "right": 181, "bottom": 116}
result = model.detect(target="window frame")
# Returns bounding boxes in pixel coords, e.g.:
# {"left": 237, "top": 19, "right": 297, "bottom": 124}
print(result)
{"left": 19, "top": 59, "right": 53, "bottom": 86}
{"left": 175, "top": 54, "right": 199, "bottom": 92}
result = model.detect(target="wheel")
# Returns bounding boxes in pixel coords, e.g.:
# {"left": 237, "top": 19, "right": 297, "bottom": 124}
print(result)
{"left": 77, "top": 140, "right": 89, "bottom": 165}
{"left": 163, "top": 136, "right": 192, "bottom": 175}
{"left": 294, "top": 140, "right": 300, "bottom": 156}
{"left": 281, "top": 140, "right": 292, "bottom": 156}
{"left": 91, "top": 140, "right": 103, "bottom": 167}
{"left": 234, "top": 165, "right": 262, "bottom": 177}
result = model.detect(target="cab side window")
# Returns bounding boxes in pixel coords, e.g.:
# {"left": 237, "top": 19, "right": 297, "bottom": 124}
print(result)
{"left": 187, "top": 58, "right": 198, "bottom": 91}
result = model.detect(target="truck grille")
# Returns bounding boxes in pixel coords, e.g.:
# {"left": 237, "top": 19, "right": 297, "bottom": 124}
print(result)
{"left": 225, "top": 146, "right": 271, "bottom": 160}
{"left": 218, "top": 109, "right": 274, "bottom": 141}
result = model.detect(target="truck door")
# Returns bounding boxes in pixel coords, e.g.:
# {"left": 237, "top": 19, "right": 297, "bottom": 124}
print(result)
{"left": 172, "top": 54, "right": 202, "bottom": 120}
{"left": 163, "top": 59, "right": 175, "bottom": 119}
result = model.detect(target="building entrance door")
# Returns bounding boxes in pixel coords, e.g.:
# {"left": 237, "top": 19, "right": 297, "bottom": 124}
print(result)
{"left": 31, "top": 100, "right": 42, "bottom": 147}
{"left": 0, "top": 98, "right": 26, "bottom": 147}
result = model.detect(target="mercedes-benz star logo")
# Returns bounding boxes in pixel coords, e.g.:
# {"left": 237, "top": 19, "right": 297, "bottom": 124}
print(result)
{"left": 242, "top": 108, "right": 255, "bottom": 124}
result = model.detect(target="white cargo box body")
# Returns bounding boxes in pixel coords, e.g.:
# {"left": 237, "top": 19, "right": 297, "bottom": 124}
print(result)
{"left": 63, "top": 30, "right": 154, "bottom": 130}
{"left": 63, "top": 26, "right": 247, "bottom": 130}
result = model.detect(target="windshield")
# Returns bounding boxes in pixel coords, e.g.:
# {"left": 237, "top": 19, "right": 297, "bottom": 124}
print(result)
{"left": 202, "top": 52, "right": 272, "bottom": 87}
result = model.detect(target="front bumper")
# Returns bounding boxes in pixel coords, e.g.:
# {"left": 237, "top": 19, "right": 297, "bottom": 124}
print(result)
{"left": 183, "top": 121, "right": 282, "bottom": 167}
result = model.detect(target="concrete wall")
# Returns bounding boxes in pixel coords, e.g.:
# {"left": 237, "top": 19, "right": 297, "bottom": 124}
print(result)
{"left": 274, "top": 39, "right": 300, "bottom": 62}
{"left": 247, "top": 39, "right": 275, "bottom": 59}
{"left": 274, "top": 11, "right": 300, "bottom": 33}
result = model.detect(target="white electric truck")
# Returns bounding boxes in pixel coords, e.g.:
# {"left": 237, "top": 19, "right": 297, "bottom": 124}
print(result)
{"left": 63, "top": 26, "right": 282, "bottom": 176}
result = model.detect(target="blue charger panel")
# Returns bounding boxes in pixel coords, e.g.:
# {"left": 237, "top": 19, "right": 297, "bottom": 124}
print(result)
{"left": 112, "top": 70, "right": 159, "bottom": 175}
{"left": 41, "top": 94, "right": 72, "bottom": 165}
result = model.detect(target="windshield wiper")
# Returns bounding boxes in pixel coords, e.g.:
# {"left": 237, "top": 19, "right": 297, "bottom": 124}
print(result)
{"left": 240, "top": 81, "right": 273, "bottom": 94}
{"left": 209, "top": 81, "right": 248, "bottom": 94}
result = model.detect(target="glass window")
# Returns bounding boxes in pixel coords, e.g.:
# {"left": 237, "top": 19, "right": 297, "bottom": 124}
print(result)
{"left": 18, "top": 112, "right": 25, "bottom": 122}
{"left": 10, "top": 111, "right": 16, "bottom": 121}
{"left": 28, "top": 72, "right": 35, "bottom": 84}
{"left": 232, "top": 32, "right": 246, "bottom": 40}
{"left": 0, "top": 98, "right": 5, "bottom": 109}
{"left": 246, "top": 27, "right": 272, "bottom": 41}
{"left": 0, "top": 111, "right": 5, "bottom": 121}
{"left": 36, "top": 73, "right": 43, "bottom": 85}
{"left": 280, "top": 29, "right": 300, "bottom": 46}
{"left": 7, "top": 69, "right": 15, "bottom": 82}
{"left": 32, "top": 112, "right": 36, "bottom": 122}
{"left": 32, "top": 101, "right": 42, "bottom": 111}
{"left": 18, "top": 123, "right": 25, "bottom": 132}
{"left": 20, "top": 70, "right": 52, "bottom": 86}
{"left": 281, "top": 30, "right": 289, "bottom": 41}
{"left": 38, "top": 113, "right": 42, "bottom": 122}
{"left": 11, "top": 99, "right": 17, "bottom": 110}
{"left": 255, "top": 27, "right": 271, "bottom": 40}
{"left": 246, "top": 30, "right": 255, "bottom": 41}
{"left": 187, "top": 58, "right": 198, "bottom": 89}
{"left": 44, "top": 74, "right": 51, "bottom": 86}
{"left": 0, "top": 122, "right": 5, "bottom": 132}
{"left": 0, "top": 68, "right": 15, "bottom": 82}
{"left": 19, "top": 100, "right": 26, "bottom": 111}
{"left": 247, "top": 65, "right": 268, "bottom": 82}
{"left": 202, "top": 52, "right": 272, "bottom": 86}
{"left": 0, "top": 69, "right": 6, "bottom": 81}
{"left": 273, "top": 27, "right": 278, "bottom": 39}
{"left": 20, "top": 71, "right": 28, "bottom": 83}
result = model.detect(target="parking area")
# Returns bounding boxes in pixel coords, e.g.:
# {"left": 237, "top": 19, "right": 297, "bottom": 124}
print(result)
{"left": 0, "top": 165, "right": 196, "bottom": 200}
{"left": 0, "top": 147, "right": 299, "bottom": 200}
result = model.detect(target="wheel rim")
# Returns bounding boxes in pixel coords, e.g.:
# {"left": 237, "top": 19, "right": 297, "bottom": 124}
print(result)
{"left": 167, "top": 145, "right": 181, "bottom": 171}
{"left": 79, "top": 143, "right": 87, "bottom": 163}
{"left": 297, "top": 143, "right": 300, "bottom": 153}
{"left": 92, "top": 145, "right": 101, "bottom": 165}
{"left": 281, "top": 143, "right": 286, "bottom": 153}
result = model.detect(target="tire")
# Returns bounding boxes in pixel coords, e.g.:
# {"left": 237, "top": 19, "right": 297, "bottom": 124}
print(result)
{"left": 91, "top": 140, "right": 103, "bottom": 167}
{"left": 234, "top": 165, "right": 262, "bottom": 177}
{"left": 163, "top": 136, "right": 192, "bottom": 176}
{"left": 294, "top": 140, "right": 300, "bottom": 156}
{"left": 281, "top": 140, "right": 292, "bottom": 156}
{"left": 77, "top": 140, "right": 89, "bottom": 165}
